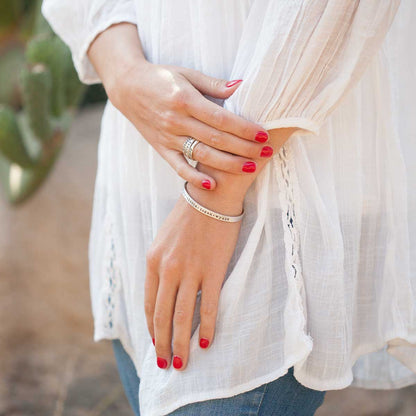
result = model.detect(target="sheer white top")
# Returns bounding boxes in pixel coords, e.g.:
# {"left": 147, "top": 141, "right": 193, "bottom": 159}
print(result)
{"left": 42, "top": 1, "right": 416, "bottom": 415}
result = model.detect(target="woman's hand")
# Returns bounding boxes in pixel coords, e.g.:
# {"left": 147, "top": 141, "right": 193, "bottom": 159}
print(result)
{"left": 144, "top": 193, "right": 243, "bottom": 371}
{"left": 144, "top": 127, "right": 297, "bottom": 371}
{"left": 111, "top": 61, "right": 274, "bottom": 191}
{"left": 87, "top": 23, "right": 273, "bottom": 191}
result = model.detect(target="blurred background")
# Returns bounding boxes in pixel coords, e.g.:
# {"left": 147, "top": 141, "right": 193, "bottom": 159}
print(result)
{"left": 0, "top": 1, "right": 415, "bottom": 415}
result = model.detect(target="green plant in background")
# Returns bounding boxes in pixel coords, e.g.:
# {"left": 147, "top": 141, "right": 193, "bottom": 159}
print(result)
{"left": 0, "top": 0, "right": 86, "bottom": 204}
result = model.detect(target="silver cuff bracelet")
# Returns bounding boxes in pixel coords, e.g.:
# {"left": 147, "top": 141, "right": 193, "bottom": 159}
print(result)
{"left": 182, "top": 181, "right": 244, "bottom": 223}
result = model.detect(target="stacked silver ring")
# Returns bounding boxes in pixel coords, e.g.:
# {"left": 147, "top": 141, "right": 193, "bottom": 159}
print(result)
{"left": 182, "top": 137, "right": 200, "bottom": 161}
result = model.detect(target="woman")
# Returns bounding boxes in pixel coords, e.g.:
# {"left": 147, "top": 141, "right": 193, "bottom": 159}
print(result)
{"left": 41, "top": 1, "right": 416, "bottom": 415}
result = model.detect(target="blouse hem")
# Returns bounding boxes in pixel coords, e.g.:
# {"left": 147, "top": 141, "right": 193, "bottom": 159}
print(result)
{"left": 132, "top": 336, "right": 312, "bottom": 416}
{"left": 351, "top": 374, "right": 416, "bottom": 390}
{"left": 93, "top": 329, "right": 416, "bottom": 416}
{"left": 295, "top": 332, "right": 416, "bottom": 391}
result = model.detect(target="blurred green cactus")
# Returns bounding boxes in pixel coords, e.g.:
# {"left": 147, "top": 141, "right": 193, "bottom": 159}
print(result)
{"left": 0, "top": 0, "right": 86, "bottom": 204}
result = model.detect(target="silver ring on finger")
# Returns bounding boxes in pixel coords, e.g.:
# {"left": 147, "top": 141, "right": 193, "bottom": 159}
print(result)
{"left": 182, "top": 136, "right": 201, "bottom": 161}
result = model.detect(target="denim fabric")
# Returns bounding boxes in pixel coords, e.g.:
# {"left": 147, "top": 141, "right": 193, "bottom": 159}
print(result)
{"left": 112, "top": 339, "right": 326, "bottom": 416}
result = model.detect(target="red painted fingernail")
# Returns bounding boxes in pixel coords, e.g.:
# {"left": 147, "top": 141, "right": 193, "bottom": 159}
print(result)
{"left": 202, "top": 179, "right": 211, "bottom": 189}
{"left": 260, "top": 146, "right": 273, "bottom": 158}
{"left": 157, "top": 357, "right": 168, "bottom": 369}
{"left": 255, "top": 131, "right": 268, "bottom": 143}
{"left": 225, "top": 79, "right": 243, "bottom": 88}
{"left": 200, "top": 338, "right": 210, "bottom": 348}
{"left": 152, "top": 337, "right": 155, "bottom": 346}
{"left": 173, "top": 355, "right": 183, "bottom": 369}
{"left": 242, "top": 161, "right": 256, "bottom": 173}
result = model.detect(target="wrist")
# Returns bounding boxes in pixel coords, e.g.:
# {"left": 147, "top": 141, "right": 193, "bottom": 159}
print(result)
{"left": 187, "top": 127, "right": 297, "bottom": 213}
{"left": 194, "top": 161, "right": 265, "bottom": 203}
{"left": 183, "top": 182, "right": 245, "bottom": 222}
{"left": 186, "top": 180, "right": 244, "bottom": 217}
{"left": 86, "top": 22, "right": 148, "bottom": 104}
{"left": 193, "top": 127, "right": 297, "bottom": 197}
{"left": 108, "top": 58, "right": 151, "bottom": 108}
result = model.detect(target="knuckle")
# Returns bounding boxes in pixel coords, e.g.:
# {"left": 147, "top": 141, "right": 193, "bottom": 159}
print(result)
{"left": 188, "top": 176, "right": 202, "bottom": 188}
{"left": 241, "top": 125, "right": 252, "bottom": 139}
{"left": 174, "top": 162, "right": 187, "bottom": 179}
{"left": 210, "top": 78, "right": 223, "bottom": 91}
{"left": 236, "top": 121, "right": 252, "bottom": 139}
{"left": 165, "top": 134, "right": 178, "bottom": 148}
{"left": 155, "top": 346, "right": 170, "bottom": 358}
{"left": 162, "top": 110, "right": 181, "bottom": 130}
{"left": 170, "top": 64, "right": 184, "bottom": 74}
{"left": 161, "top": 257, "right": 182, "bottom": 276}
{"left": 193, "top": 143, "right": 208, "bottom": 161}
{"left": 173, "top": 308, "right": 188, "bottom": 325}
{"left": 250, "top": 145, "right": 262, "bottom": 159}
{"left": 154, "top": 310, "right": 168, "bottom": 328}
{"left": 146, "top": 249, "right": 159, "bottom": 269}
{"left": 171, "top": 89, "right": 189, "bottom": 110}
{"left": 222, "top": 156, "right": 240, "bottom": 173}
{"left": 200, "top": 300, "right": 218, "bottom": 318}
{"left": 172, "top": 339, "right": 188, "bottom": 353}
{"left": 144, "top": 301, "right": 155, "bottom": 317}
{"left": 208, "top": 132, "right": 222, "bottom": 149}
{"left": 212, "top": 109, "right": 225, "bottom": 128}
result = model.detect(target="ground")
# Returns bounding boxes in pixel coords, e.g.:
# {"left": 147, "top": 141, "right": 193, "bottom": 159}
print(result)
{"left": 0, "top": 104, "right": 415, "bottom": 415}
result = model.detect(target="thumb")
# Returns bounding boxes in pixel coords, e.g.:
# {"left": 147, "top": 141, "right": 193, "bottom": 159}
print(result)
{"left": 180, "top": 68, "right": 242, "bottom": 99}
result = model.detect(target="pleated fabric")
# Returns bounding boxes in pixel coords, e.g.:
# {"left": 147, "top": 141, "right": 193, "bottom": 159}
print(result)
{"left": 42, "top": 1, "right": 416, "bottom": 415}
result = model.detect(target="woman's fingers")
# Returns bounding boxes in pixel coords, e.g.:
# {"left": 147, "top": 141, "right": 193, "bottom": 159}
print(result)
{"left": 171, "top": 279, "right": 200, "bottom": 371}
{"left": 183, "top": 138, "right": 262, "bottom": 174}
{"left": 144, "top": 250, "right": 160, "bottom": 346}
{"left": 178, "top": 67, "right": 267, "bottom": 143}
{"left": 180, "top": 118, "right": 269, "bottom": 160}
{"left": 153, "top": 271, "right": 179, "bottom": 369}
{"left": 177, "top": 66, "right": 243, "bottom": 100}
{"left": 198, "top": 281, "right": 221, "bottom": 351}
{"left": 163, "top": 150, "right": 217, "bottom": 190}
{"left": 187, "top": 93, "right": 269, "bottom": 143}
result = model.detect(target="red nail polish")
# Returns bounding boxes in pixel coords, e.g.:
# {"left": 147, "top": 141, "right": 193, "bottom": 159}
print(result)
{"left": 173, "top": 355, "right": 183, "bottom": 369}
{"left": 152, "top": 337, "right": 155, "bottom": 346}
{"left": 242, "top": 161, "right": 256, "bottom": 173}
{"left": 260, "top": 146, "right": 273, "bottom": 158}
{"left": 200, "top": 338, "right": 210, "bottom": 348}
{"left": 157, "top": 357, "right": 167, "bottom": 369}
{"left": 255, "top": 131, "right": 268, "bottom": 143}
{"left": 202, "top": 180, "right": 211, "bottom": 189}
{"left": 225, "top": 79, "right": 243, "bottom": 88}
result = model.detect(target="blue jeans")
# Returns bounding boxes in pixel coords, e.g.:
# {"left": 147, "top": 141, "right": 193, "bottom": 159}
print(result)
{"left": 112, "top": 339, "right": 326, "bottom": 415}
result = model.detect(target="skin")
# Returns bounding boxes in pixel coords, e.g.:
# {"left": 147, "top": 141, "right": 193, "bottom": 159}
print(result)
{"left": 88, "top": 23, "right": 274, "bottom": 191}
{"left": 87, "top": 22, "right": 296, "bottom": 371}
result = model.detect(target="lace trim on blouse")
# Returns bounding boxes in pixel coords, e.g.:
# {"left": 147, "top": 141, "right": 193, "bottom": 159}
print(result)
{"left": 103, "top": 214, "right": 121, "bottom": 331}
{"left": 274, "top": 144, "right": 312, "bottom": 343}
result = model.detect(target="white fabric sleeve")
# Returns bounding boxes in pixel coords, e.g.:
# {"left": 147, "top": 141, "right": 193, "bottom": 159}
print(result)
{"left": 224, "top": 0, "right": 401, "bottom": 135}
{"left": 41, "top": 0, "right": 137, "bottom": 84}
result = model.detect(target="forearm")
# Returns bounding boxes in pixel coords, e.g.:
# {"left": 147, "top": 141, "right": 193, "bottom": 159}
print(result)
{"left": 86, "top": 22, "right": 148, "bottom": 102}
{"left": 187, "top": 127, "right": 297, "bottom": 215}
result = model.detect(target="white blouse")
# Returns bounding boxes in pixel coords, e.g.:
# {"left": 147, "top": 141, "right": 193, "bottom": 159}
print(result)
{"left": 42, "top": 1, "right": 416, "bottom": 415}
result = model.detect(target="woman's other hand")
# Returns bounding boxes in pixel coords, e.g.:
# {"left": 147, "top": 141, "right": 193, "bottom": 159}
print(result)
{"left": 144, "top": 193, "right": 243, "bottom": 371}
{"left": 144, "top": 126, "right": 297, "bottom": 371}
{"left": 87, "top": 23, "right": 272, "bottom": 191}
